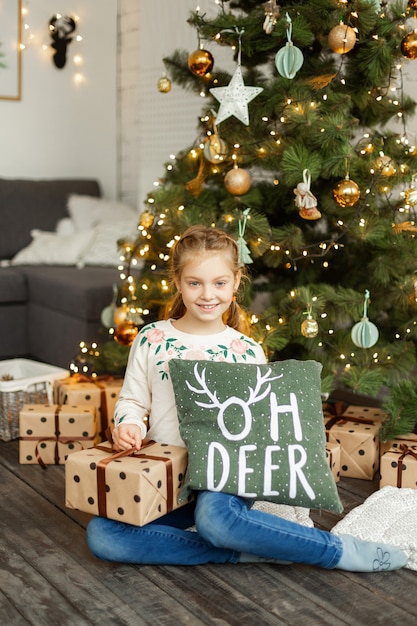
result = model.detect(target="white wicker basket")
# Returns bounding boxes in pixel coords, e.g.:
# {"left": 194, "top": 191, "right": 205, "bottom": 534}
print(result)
{"left": 0, "top": 359, "right": 68, "bottom": 441}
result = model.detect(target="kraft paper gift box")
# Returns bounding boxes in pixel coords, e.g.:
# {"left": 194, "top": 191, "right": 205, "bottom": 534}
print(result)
{"left": 324, "top": 405, "right": 381, "bottom": 480}
{"left": 380, "top": 432, "right": 417, "bottom": 456}
{"left": 325, "top": 442, "right": 341, "bottom": 483}
{"left": 19, "top": 404, "right": 98, "bottom": 467}
{"left": 380, "top": 444, "right": 417, "bottom": 490}
{"left": 56, "top": 376, "right": 123, "bottom": 439}
{"left": 65, "top": 441, "right": 191, "bottom": 526}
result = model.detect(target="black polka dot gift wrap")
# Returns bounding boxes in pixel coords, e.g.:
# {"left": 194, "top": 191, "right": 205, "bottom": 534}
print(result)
{"left": 380, "top": 444, "right": 417, "bottom": 490}
{"left": 65, "top": 441, "right": 191, "bottom": 526}
{"left": 19, "top": 404, "right": 98, "bottom": 467}
{"left": 56, "top": 377, "right": 123, "bottom": 440}
{"left": 324, "top": 405, "right": 382, "bottom": 480}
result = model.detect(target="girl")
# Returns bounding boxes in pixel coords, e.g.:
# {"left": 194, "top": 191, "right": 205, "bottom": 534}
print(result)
{"left": 86, "top": 225, "right": 407, "bottom": 572}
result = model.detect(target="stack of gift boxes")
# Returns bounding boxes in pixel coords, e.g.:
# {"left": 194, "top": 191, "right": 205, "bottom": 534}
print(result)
{"left": 17, "top": 374, "right": 190, "bottom": 527}
{"left": 16, "top": 375, "right": 417, "bottom": 527}
{"left": 19, "top": 376, "right": 123, "bottom": 467}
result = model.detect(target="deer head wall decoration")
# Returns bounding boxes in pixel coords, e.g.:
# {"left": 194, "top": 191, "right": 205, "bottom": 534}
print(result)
{"left": 49, "top": 14, "right": 76, "bottom": 69}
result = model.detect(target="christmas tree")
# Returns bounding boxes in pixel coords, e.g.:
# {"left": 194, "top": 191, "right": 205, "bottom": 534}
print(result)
{"left": 78, "top": 0, "right": 417, "bottom": 438}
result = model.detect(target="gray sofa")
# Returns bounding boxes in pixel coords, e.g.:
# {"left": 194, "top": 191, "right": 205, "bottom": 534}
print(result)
{"left": 0, "top": 178, "right": 124, "bottom": 369}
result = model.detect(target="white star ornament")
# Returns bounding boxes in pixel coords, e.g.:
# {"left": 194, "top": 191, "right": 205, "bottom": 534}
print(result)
{"left": 210, "top": 66, "right": 263, "bottom": 126}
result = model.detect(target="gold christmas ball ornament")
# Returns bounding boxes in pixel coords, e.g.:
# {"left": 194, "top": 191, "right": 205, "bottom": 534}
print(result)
{"left": 401, "top": 31, "right": 417, "bottom": 60}
{"left": 157, "top": 76, "right": 172, "bottom": 93}
{"left": 188, "top": 48, "right": 214, "bottom": 77}
{"left": 375, "top": 155, "right": 396, "bottom": 176}
{"left": 203, "top": 134, "right": 228, "bottom": 163}
{"left": 139, "top": 210, "right": 155, "bottom": 229}
{"left": 328, "top": 23, "right": 356, "bottom": 54}
{"left": 408, "top": 0, "right": 417, "bottom": 10}
{"left": 301, "top": 315, "right": 319, "bottom": 338}
{"left": 114, "top": 321, "right": 139, "bottom": 346}
{"left": 224, "top": 167, "right": 252, "bottom": 195}
{"left": 332, "top": 177, "right": 361, "bottom": 207}
{"left": 404, "top": 186, "right": 417, "bottom": 206}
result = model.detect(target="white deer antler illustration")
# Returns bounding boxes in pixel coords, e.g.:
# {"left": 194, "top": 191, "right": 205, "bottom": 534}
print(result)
{"left": 247, "top": 367, "right": 282, "bottom": 405}
{"left": 186, "top": 364, "right": 222, "bottom": 409}
{"left": 185, "top": 363, "right": 282, "bottom": 410}
{"left": 185, "top": 363, "right": 284, "bottom": 441}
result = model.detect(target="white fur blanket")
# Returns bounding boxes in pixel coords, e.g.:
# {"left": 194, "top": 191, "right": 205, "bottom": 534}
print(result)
{"left": 331, "top": 486, "right": 417, "bottom": 570}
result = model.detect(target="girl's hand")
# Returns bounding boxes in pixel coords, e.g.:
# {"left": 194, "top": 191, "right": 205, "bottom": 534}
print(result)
{"left": 112, "top": 424, "right": 143, "bottom": 452}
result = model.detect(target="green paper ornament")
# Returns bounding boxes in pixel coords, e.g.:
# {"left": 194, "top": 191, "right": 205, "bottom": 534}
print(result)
{"left": 351, "top": 290, "right": 379, "bottom": 348}
{"left": 237, "top": 208, "right": 253, "bottom": 264}
{"left": 275, "top": 13, "right": 303, "bottom": 79}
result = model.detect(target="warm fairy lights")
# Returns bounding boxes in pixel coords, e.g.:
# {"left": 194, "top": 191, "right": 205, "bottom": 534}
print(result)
{"left": 21, "top": 4, "right": 85, "bottom": 84}
{"left": 79, "top": 0, "right": 417, "bottom": 387}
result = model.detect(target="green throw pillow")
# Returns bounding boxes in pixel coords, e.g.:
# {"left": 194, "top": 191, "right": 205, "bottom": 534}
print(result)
{"left": 169, "top": 358, "right": 343, "bottom": 513}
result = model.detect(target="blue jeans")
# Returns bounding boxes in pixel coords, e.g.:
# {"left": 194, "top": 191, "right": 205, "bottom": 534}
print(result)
{"left": 86, "top": 491, "right": 343, "bottom": 568}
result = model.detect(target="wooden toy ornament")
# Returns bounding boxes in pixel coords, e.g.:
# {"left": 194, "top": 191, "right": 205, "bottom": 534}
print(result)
{"left": 294, "top": 169, "right": 321, "bottom": 220}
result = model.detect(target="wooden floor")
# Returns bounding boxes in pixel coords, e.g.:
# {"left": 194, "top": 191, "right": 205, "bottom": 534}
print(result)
{"left": 0, "top": 440, "right": 416, "bottom": 626}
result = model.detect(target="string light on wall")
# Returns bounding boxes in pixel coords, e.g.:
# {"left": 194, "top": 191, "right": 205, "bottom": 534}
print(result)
{"left": 49, "top": 14, "right": 77, "bottom": 68}
{"left": 20, "top": 5, "right": 85, "bottom": 85}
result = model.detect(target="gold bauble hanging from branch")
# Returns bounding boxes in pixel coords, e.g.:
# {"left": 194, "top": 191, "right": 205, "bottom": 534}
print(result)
{"left": 332, "top": 176, "right": 361, "bottom": 207}
{"left": 328, "top": 22, "right": 356, "bottom": 54}
{"left": 301, "top": 315, "right": 319, "bottom": 338}
{"left": 375, "top": 155, "right": 396, "bottom": 176}
{"left": 157, "top": 76, "right": 172, "bottom": 93}
{"left": 114, "top": 321, "right": 139, "bottom": 346}
{"left": 404, "top": 175, "right": 417, "bottom": 206}
{"left": 224, "top": 166, "right": 252, "bottom": 195}
{"left": 401, "top": 31, "right": 417, "bottom": 60}
{"left": 139, "top": 210, "right": 155, "bottom": 229}
{"left": 188, "top": 48, "right": 214, "bottom": 76}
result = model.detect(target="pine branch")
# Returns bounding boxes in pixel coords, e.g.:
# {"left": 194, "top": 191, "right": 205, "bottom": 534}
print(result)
{"left": 380, "top": 379, "right": 417, "bottom": 441}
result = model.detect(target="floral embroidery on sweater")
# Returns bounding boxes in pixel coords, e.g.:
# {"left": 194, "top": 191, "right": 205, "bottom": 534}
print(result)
{"left": 140, "top": 324, "right": 259, "bottom": 380}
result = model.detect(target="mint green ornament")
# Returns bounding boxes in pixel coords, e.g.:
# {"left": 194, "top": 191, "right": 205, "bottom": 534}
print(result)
{"left": 237, "top": 208, "right": 253, "bottom": 264}
{"left": 351, "top": 290, "right": 379, "bottom": 348}
{"left": 275, "top": 13, "right": 303, "bottom": 79}
{"left": 100, "top": 284, "right": 118, "bottom": 328}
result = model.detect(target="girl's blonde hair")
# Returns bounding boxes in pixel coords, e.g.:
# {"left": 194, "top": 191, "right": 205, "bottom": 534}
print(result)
{"left": 164, "top": 225, "right": 250, "bottom": 334}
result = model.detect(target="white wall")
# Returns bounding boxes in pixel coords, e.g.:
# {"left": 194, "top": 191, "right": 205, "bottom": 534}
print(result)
{"left": 0, "top": 0, "right": 118, "bottom": 199}
{"left": 135, "top": 0, "right": 234, "bottom": 207}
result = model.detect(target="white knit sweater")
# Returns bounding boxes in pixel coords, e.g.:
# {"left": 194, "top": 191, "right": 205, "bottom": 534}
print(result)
{"left": 114, "top": 319, "right": 266, "bottom": 447}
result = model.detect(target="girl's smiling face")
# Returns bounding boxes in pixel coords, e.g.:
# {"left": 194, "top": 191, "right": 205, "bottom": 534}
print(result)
{"left": 175, "top": 252, "right": 241, "bottom": 334}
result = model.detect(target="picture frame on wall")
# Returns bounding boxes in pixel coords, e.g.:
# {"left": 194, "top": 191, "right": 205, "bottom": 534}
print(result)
{"left": 0, "top": 0, "right": 22, "bottom": 100}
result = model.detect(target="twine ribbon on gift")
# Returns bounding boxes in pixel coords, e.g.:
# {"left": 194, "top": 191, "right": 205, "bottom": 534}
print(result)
{"left": 94, "top": 440, "right": 174, "bottom": 520}
{"left": 393, "top": 443, "right": 417, "bottom": 488}
{"left": 323, "top": 401, "right": 375, "bottom": 440}
{"left": 20, "top": 404, "right": 96, "bottom": 469}
{"left": 60, "top": 373, "right": 122, "bottom": 438}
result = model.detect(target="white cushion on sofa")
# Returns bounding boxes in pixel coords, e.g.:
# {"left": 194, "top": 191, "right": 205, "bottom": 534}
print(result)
{"left": 55, "top": 217, "right": 77, "bottom": 236}
{"left": 11, "top": 229, "right": 95, "bottom": 266}
{"left": 79, "top": 217, "right": 138, "bottom": 267}
{"left": 67, "top": 194, "right": 138, "bottom": 231}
